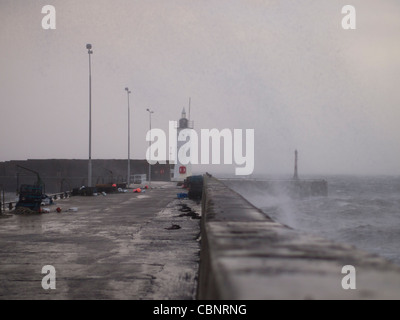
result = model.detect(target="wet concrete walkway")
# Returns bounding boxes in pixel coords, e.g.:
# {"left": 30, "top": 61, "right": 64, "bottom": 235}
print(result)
{"left": 0, "top": 183, "right": 201, "bottom": 300}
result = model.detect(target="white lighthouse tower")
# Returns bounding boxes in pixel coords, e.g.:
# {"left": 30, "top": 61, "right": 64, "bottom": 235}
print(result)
{"left": 172, "top": 108, "right": 193, "bottom": 182}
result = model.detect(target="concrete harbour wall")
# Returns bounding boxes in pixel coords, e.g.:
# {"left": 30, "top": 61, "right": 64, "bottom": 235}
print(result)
{"left": 0, "top": 159, "right": 171, "bottom": 193}
{"left": 197, "top": 176, "right": 400, "bottom": 300}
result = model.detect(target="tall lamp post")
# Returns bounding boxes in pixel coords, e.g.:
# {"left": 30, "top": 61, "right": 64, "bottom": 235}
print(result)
{"left": 146, "top": 108, "right": 154, "bottom": 187}
{"left": 125, "top": 87, "right": 132, "bottom": 187}
{"left": 86, "top": 43, "right": 93, "bottom": 187}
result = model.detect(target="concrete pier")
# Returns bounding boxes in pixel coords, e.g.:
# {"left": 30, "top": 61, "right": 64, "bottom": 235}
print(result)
{"left": 0, "top": 182, "right": 200, "bottom": 300}
{"left": 3, "top": 177, "right": 400, "bottom": 300}
{"left": 198, "top": 177, "right": 400, "bottom": 300}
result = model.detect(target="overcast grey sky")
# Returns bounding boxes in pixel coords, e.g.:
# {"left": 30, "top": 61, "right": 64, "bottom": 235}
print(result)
{"left": 0, "top": 0, "right": 399, "bottom": 176}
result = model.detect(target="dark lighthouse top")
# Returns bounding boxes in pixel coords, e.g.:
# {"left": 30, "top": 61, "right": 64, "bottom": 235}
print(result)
{"left": 179, "top": 108, "right": 188, "bottom": 129}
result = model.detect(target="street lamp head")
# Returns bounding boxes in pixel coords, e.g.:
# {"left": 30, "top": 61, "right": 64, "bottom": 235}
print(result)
{"left": 125, "top": 87, "right": 129, "bottom": 92}
{"left": 86, "top": 44, "right": 93, "bottom": 54}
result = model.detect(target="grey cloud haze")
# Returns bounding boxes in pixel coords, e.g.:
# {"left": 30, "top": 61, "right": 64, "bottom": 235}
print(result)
{"left": 0, "top": 0, "right": 399, "bottom": 176}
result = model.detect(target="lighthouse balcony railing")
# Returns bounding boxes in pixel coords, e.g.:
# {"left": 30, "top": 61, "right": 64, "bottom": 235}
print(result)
{"left": 174, "top": 120, "right": 194, "bottom": 129}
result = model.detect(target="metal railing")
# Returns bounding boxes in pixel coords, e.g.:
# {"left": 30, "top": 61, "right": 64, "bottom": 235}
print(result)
{"left": 1, "top": 191, "right": 72, "bottom": 213}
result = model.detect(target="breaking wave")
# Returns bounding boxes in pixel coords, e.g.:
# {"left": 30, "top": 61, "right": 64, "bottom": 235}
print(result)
{"left": 224, "top": 176, "right": 400, "bottom": 266}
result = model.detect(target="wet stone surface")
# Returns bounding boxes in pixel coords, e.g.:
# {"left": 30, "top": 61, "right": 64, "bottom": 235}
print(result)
{"left": 0, "top": 183, "right": 201, "bottom": 300}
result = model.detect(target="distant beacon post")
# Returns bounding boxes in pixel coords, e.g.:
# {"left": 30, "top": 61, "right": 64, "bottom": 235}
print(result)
{"left": 293, "top": 149, "right": 299, "bottom": 180}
